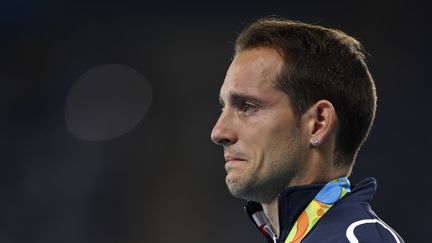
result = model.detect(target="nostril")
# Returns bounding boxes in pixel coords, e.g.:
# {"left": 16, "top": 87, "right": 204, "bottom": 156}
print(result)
{"left": 218, "top": 138, "right": 232, "bottom": 146}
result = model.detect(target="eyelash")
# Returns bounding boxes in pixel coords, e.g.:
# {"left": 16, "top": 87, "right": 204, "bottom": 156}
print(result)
{"left": 238, "top": 101, "right": 258, "bottom": 114}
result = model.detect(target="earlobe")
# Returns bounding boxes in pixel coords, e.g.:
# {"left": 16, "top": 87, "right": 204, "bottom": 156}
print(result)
{"left": 310, "top": 136, "right": 319, "bottom": 146}
{"left": 309, "top": 100, "right": 337, "bottom": 147}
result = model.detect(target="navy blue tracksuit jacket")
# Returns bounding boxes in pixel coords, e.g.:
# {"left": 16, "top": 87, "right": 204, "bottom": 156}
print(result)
{"left": 245, "top": 178, "right": 405, "bottom": 243}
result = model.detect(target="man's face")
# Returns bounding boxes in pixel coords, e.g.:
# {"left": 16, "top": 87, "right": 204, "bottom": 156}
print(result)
{"left": 211, "top": 47, "right": 309, "bottom": 203}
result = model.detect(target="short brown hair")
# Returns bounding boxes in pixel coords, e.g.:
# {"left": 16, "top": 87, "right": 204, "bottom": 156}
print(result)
{"left": 235, "top": 17, "right": 377, "bottom": 166}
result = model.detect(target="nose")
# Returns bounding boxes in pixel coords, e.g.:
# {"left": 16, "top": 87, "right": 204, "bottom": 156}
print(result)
{"left": 210, "top": 112, "right": 238, "bottom": 146}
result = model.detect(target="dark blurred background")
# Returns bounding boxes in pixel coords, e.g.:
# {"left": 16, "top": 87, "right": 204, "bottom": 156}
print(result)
{"left": 1, "top": 1, "right": 429, "bottom": 242}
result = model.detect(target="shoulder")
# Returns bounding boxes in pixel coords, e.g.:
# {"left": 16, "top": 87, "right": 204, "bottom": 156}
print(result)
{"left": 307, "top": 201, "right": 403, "bottom": 242}
{"left": 303, "top": 178, "right": 404, "bottom": 243}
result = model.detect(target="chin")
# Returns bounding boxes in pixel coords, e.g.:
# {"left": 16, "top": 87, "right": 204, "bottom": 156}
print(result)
{"left": 226, "top": 176, "right": 256, "bottom": 200}
{"left": 228, "top": 186, "right": 249, "bottom": 200}
{"left": 226, "top": 176, "right": 245, "bottom": 197}
{"left": 226, "top": 175, "right": 279, "bottom": 203}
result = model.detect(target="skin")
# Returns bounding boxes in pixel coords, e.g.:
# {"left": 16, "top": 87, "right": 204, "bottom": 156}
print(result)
{"left": 211, "top": 47, "right": 349, "bottom": 238}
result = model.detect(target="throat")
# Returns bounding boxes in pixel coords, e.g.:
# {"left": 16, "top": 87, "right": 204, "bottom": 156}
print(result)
{"left": 261, "top": 198, "right": 280, "bottom": 238}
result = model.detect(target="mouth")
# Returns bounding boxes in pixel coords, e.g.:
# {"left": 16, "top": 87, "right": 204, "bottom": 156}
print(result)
{"left": 224, "top": 154, "right": 247, "bottom": 171}
{"left": 224, "top": 155, "right": 246, "bottom": 163}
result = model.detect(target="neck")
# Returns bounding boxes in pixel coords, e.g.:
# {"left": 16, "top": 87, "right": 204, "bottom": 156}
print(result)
{"left": 294, "top": 153, "right": 350, "bottom": 186}
{"left": 262, "top": 197, "right": 280, "bottom": 238}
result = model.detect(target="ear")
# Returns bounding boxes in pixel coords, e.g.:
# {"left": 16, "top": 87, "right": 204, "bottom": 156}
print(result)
{"left": 303, "top": 100, "right": 337, "bottom": 147}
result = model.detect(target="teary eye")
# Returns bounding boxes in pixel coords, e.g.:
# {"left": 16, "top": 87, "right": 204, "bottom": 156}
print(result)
{"left": 229, "top": 94, "right": 263, "bottom": 115}
{"left": 239, "top": 101, "right": 257, "bottom": 113}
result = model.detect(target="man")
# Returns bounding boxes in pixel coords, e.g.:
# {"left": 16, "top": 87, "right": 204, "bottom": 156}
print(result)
{"left": 210, "top": 18, "right": 404, "bottom": 243}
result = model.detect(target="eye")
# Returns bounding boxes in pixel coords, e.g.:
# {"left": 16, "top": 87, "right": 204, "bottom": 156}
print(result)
{"left": 239, "top": 101, "right": 257, "bottom": 114}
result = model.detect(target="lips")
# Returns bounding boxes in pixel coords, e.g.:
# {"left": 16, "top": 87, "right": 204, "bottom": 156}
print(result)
{"left": 224, "top": 154, "right": 246, "bottom": 163}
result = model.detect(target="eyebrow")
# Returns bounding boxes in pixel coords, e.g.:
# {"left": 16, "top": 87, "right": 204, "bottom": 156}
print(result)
{"left": 219, "top": 92, "right": 265, "bottom": 106}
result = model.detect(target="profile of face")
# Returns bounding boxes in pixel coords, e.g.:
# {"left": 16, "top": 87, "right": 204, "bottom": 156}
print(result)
{"left": 211, "top": 47, "right": 310, "bottom": 203}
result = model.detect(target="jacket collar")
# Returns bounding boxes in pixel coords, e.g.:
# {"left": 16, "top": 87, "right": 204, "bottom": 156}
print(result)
{"left": 244, "top": 177, "right": 377, "bottom": 243}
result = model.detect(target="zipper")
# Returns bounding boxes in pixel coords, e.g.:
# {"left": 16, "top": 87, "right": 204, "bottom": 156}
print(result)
{"left": 262, "top": 224, "right": 278, "bottom": 243}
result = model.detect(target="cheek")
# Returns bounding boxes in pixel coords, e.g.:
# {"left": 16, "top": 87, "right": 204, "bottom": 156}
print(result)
{"left": 246, "top": 125, "right": 290, "bottom": 164}
{"left": 262, "top": 121, "right": 302, "bottom": 158}
{"left": 269, "top": 120, "right": 296, "bottom": 142}
{"left": 239, "top": 114, "right": 302, "bottom": 163}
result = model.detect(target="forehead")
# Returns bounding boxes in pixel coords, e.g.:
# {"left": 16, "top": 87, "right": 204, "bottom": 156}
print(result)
{"left": 220, "top": 48, "right": 284, "bottom": 98}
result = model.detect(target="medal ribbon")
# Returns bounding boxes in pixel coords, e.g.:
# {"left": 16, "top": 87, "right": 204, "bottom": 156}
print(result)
{"left": 285, "top": 177, "right": 351, "bottom": 243}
